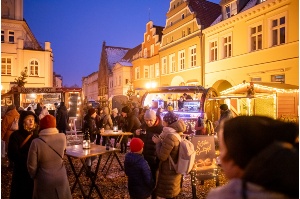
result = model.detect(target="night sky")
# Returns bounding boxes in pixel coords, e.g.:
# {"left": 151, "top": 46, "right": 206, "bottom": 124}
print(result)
{"left": 24, "top": 0, "right": 219, "bottom": 87}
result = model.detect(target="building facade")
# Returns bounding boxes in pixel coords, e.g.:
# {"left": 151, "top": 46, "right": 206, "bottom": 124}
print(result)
{"left": 82, "top": 71, "right": 98, "bottom": 102}
{"left": 1, "top": 0, "right": 54, "bottom": 94}
{"left": 203, "top": 0, "right": 299, "bottom": 92}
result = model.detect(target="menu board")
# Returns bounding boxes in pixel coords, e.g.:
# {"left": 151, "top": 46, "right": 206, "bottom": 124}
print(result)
{"left": 69, "top": 93, "right": 78, "bottom": 117}
{"left": 190, "top": 135, "right": 216, "bottom": 170}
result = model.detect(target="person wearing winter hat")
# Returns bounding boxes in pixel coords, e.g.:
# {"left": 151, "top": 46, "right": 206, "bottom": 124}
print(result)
{"left": 152, "top": 110, "right": 186, "bottom": 199}
{"left": 8, "top": 111, "right": 39, "bottom": 199}
{"left": 215, "top": 104, "right": 233, "bottom": 136}
{"left": 27, "top": 115, "right": 72, "bottom": 199}
{"left": 124, "top": 138, "right": 155, "bottom": 199}
{"left": 120, "top": 106, "right": 141, "bottom": 153}
{"left": 135, "top": 109, "right": 163, "bottom": 199}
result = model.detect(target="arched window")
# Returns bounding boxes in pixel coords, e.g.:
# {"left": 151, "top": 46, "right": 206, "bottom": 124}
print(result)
{"left": 29, "top": 59, "right": 39, "bottom": 76}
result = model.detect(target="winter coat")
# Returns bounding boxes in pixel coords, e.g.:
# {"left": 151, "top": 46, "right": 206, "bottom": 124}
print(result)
{"left": 124, "top": 152, "right": 154, "bottom": 199}
{"left": 27, "top": 127, "right": 72, "bottom": 199}
{"left": 56, "top": 105, "right": 69, "bottom": 132}
{"left": 34, "top": 103, "right": 42, "bottom": 117}
{"left": 8, "top": 111, "right": 39, "bottom": 199}
{"left": 1, "top": 108, "right": 20, "bottom": 145}
{"left": 83, "top": 114, "right": 97, "bottom": 142}
{"left": 155, "top": 120, "right": 186, "bottom": 198}
{"left": 138, "top": 116, "right": 163, "bottom": 179}
{"left": 102, "top": 114, "right": 113, "bottom": 130}
{"left": 111, "top": 114, "right": 121, "bottom": 129}
{"left": 207, "top": 142, "right": 298, "bottom": 199}
{"left": 123, "top": 112, "right": 141, "bottom": 134}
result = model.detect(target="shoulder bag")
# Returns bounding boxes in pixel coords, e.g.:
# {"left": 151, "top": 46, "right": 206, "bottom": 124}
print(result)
{"left": 38, "top": 137, "right": 63, "bottom": 159}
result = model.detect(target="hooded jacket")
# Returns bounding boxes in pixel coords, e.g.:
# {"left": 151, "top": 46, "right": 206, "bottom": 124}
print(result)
{"left": 1, "top": 108, "right": 20, "bottom": 144}
{"left": 124, "top": 152, "right": 154, "bottom": 199}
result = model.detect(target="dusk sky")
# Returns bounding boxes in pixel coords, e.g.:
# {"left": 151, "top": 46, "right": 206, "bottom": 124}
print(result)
{"left": 24, "top": 0, "right": 219, "bottom": 87}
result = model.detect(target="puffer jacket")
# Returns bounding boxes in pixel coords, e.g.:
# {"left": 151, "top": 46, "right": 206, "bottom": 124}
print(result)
{"left": 155, "top": 119, "right": 186, "bottom": 198}
{"left": 124, "top": 152, "right": 155, "bottom": 199}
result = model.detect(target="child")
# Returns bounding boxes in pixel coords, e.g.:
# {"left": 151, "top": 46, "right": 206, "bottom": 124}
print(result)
{"left": 124, "top": 138, "right": 155, "bottom": 199}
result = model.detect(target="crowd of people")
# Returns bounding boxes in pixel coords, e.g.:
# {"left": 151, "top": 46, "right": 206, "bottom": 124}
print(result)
{"left": 1, "top": 100, "right": 298, "bottom": 199}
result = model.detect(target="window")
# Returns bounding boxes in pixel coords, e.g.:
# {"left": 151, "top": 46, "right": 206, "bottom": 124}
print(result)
{"left": 150, "top": 44, "right": 154, "bottom": 56}
{"left": 150, "top": 65, "right": 154, "bottom": 78}
{"left": 187, "top": 28, "right": 191, "bottom": 35}
{"left": 210, "top": 40, "right": 218, "bottom": 61}
{"left": 169, "top": 54, "right": 175, "bottom": 73}
{"left": 161, "top": 57, "right": 167, "bottom": 74}
{"left": 225, "top": 1, "right": 237, "bottom": 19}
{"left": 8, "top": 31, "right": 14, "bottom": 43}
{"left": 125, "top": 79, "right": 129, "bottom": 84}
{"left": 271, "top": 74, "right": 285, "bottom": 83}
{"left": 189, "top": 46, "right": 196, "bottom": 67}
{"left": 118, "top": 76, "right": 121, "bottom": 86}
{"left": 170, "top": 22, "right": 173, "bottom": 26}
{"left": 182, "top": 30, "right": 185, "bottom": 37}
{"left": 135, "top": 67, "right": 140, "bottom": 79}
{"left": 1, "top": 31, "right": 4, "bottom": 43}
{"left": 251, "top": 25, "right": 263, "bottom": 51}
{"left": 182, "top": 14, "right": 185, "bottom": 19}
{"left": 271, "top": 16, "right": 286, "bottom": 46}
{"left": 155, "top": 63, "right": 159, "bottom": 77}
{"left": 144, "top": 66, "right": 149, "bottom": 78}
{"left": 1, "top": 58, "right": 12, "bottom": 75}
{"left": 144, "top": 48, "right": 147, "bottom": 58}
{"left": 178, "top": 50, "right": 185, "bottom": 70}
{"left": 223, "top": 35, "right": 232, "bottom": 58}
{"left": 115, "top": 77, "right": 117, "bottom": 87}
{"left": 29, "top": 60, "right": 39, "bottom": 76}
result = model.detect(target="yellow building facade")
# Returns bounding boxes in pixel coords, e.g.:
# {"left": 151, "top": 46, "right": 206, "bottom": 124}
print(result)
{"left": 203, "top": 0, "right": 299, "bottom": 91}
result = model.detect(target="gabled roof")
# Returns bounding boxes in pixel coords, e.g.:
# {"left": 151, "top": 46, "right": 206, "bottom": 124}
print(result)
{"left": 105, "top": 46, "right": 130, "bottom": 70}
{"left": 189, "top": 0, "right": 221, "bottom": 29}
{"left": 121, "top": 44, "right": 142, "bottom": 62}
{"left": 153, "top": 25, "right": 164, "bottom": 42}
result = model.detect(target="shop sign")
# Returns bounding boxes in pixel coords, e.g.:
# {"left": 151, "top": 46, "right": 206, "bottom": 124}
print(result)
{"left": 18, "top": 87, "right": 56, "bottom": 93}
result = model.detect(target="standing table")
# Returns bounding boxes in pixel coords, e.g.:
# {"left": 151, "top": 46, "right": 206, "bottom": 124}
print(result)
{"left": 65, "top": 144, "right": 121, "bottom": 199}
{"left": 100, "top": 130, "right": 133, "bottom": 176}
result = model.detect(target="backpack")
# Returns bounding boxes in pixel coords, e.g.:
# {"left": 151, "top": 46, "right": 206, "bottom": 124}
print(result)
{"left": 169, "top": 133, "right": 196, "bottom": 175}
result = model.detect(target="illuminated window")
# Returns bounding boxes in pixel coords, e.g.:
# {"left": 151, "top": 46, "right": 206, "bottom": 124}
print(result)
{"left": 155, "top": 63, "right": 159, "bottom": 77}
{"left": 161, "top": 57, "right": 167, "bottom": 74}
{"left": 150, "top": 65, "right": 154, "bottom": 78}
{"left": 169, "top": 54, "right": 175, "bottom": 73}
{"left": 271, "top": 16, "right": 286, "bottom": 46}
{"left": 209, "top": 40, "right": 218, "bottom": 62}
{"left": 144, "top": 65, "right": 149, "bottom": 78}
{"left": 250, "top": 24, "right": 263, "bottom": 51}
{"left": 135, "top": 67, "right": 140, "bottom": 79}
{"left": 150, "top": 44, "right": 154, "bottom": 56}
{"left": 1, "top": 57, "right": 12, "bottom": 75}
{"left": 178, "top": 50, "right": 185, "bottom": 70}
{"left": 8, "top": 31, "right": 14, "bottom": 43}
{"left": 189, "top": 46, "right": 196, "bottom": 67}
{"left": 29, "top": 60, "right": 39, "bottom": 76}
{"left": 223, "top": 35, "right": 232, "bottom": 58}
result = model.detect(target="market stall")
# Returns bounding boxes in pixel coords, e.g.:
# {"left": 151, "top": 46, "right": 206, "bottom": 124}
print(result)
{"left": 209, "top": 82, "right": 299, "bottom": 122}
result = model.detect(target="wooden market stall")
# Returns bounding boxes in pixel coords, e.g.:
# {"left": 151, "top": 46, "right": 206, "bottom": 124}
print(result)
{"left": 209, "top": 82, "right": 299, "bottom": 122}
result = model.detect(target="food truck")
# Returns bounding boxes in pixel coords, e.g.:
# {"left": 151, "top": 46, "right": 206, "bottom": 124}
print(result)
{"left": 139, "top": 86, "right": 219, "bottom": 132}
{"left": 1, "top": 86, "right": 83, "bottom": 130}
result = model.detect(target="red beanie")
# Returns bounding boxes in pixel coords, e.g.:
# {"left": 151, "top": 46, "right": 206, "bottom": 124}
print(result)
{"left": 39, "top": 115, "right": 56, "bottom": 131}
{"left": 130, "top": 138, "right": 144, "bottom": 153}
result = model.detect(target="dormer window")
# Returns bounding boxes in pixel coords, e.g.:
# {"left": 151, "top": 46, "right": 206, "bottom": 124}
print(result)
{"left": 182, "top": 14, "right": 185, "bottom": 19}
{"left": 225, "top": 1, "right": 237, "bottom": 19}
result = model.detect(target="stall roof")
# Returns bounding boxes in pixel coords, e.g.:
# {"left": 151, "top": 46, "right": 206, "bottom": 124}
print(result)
{"left": 220, "top": 82, "right": 299, "bottom": 95}
{"left": 136, "top": 86, "right": 206, "bottom": 93}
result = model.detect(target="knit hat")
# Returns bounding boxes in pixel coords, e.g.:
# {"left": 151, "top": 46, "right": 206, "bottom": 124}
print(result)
{"left": 122, "top": 106, "right": 130, "bottom": 114}
{"left": 112, "top": 108, "right": 118, "bottom": 114}
{"left": 88, "top": 108, "right": 96, "bottom": 115}
{"left": 144, "top": 109, "right": 156, "bottom": 120}
{"left": 163, "top": 111, "right": 178, "bottom": 125}
{"left": 39, "top": 115, "right": 56, "bottom": 131}
{"left": 130, "top": 138, "right": 144, "bottom": 153}
{"left": 220, "top": 104, "right": 228, "bottom": 111}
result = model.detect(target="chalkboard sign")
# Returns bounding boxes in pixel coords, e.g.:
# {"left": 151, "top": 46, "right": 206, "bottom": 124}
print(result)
{"left": 190, "top": 135, "right": 217, "bottom": 171}
{"left": 69, "top": 93, "right": 78, "bottom": 117}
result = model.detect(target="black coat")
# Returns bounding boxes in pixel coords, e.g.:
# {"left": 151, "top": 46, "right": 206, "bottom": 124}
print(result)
{"left": 56, "top": 105, "right": 69, "bottom": 131}
{"left": 123, "top": 112, "right": 141, "bottom": 134}
{"left": 124, "top": 152, "right": 154, "bottom": 199}
{"left": 8, "top": 111, "right": 39, "bottom": 199}
{"left": 83, "top": 114, "right": 97, "bottom": 142}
